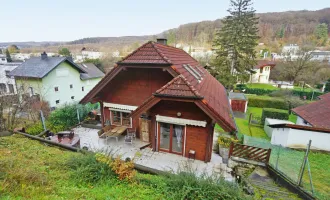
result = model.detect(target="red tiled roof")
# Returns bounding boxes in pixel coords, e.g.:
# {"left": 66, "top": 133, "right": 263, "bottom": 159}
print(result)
{"left": 81, "top": 41, "right": 236, "bottom": 132}
{"left": 155, "top": 75, "right": 203, "bottom": 98}
{"left": 292, "top": 98, "right": 330, "bottom": 129}
{"left": 318, "top": 92, "right": 330, "bottom": 100}
{"left": 254, "top": 60, "right": 276, "bottom": 69}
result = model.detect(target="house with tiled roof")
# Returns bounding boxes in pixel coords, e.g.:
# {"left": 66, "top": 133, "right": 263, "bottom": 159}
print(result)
{"left": 80, "top": 39, "right": 236, "bottom": 162}
{"left": 249, "top": 60, "right": 276, "bottom": 83}
{"left": 292, "top": 94, "right": 330, "bottom": 129}
{"left": 10, "top": 52, "right": 104, "bottom": 108}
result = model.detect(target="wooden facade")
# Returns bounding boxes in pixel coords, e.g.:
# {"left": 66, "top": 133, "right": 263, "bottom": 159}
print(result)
{"left": 80, "top": 41, "right": 236, "bottom": 162}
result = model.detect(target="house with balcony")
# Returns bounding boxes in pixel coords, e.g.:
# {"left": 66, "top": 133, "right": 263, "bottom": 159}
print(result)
{"left": 9, "top": 52, "right": 104, "bottom": 108}
{"left": 80, "top": 39, "right": 236, "bottom": 162}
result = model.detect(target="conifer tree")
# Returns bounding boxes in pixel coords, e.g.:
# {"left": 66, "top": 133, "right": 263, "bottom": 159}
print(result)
{"left": 212, "top": 0, "right": 259, "bottom": 89}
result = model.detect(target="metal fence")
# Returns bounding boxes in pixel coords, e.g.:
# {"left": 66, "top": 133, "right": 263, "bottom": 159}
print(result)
{"left": 243, "top": 135, "right": 320, "bottom": 198}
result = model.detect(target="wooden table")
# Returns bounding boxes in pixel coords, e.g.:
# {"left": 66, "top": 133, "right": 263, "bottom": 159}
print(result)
{"left": 104, "top": 126, "right": 127, "bottom": 143}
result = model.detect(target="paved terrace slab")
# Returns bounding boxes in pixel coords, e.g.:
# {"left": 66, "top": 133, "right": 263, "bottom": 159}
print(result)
{"left": 73, "top": 127, "right": 234, "bottom": 181}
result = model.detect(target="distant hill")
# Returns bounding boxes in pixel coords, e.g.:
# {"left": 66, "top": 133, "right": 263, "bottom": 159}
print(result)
{"left": 162, "top": 8, "right": 330, "bottom": 47}
{"left": 1, "top": 8, "right": 329, "bottom": 51}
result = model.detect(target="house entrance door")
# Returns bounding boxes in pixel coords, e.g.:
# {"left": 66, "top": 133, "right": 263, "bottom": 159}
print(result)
{"left": 158, "top": 122, "right": 184, "bottom": 155}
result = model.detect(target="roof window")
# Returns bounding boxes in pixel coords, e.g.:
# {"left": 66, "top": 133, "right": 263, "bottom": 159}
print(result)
{"left": 183, "top": 64, "right": 202, "bottom": 81}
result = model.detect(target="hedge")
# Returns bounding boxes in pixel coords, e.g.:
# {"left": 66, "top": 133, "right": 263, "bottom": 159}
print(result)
{"left": 248, "top": 96, "right": 289, "bottom": 110}
{"left": 245, "top": 88, "right": 322, "bottom": 100}
{"left": 261, "top": 108, "right": 289, "bottom": 124}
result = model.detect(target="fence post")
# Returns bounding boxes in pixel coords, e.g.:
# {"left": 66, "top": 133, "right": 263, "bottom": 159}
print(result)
{"left": 306, "top": 157, "right": 315, "bottom": 196}
{"left": 298, "top": 140, "right": 312, "bottom": 186}
{"left": 266, "top": 148, "right": 272, "bottom": 164}
{"left": 77, "top": 109, "right": 80, "bottom": 123}
{"left": 248, "top": 113, "right": 252, "bottom": 124}
{"left": 275, "top": 145, "right": 281, "bottom": 170}
{"left": 228, "top": 142, "right": 234, "bottom": 158}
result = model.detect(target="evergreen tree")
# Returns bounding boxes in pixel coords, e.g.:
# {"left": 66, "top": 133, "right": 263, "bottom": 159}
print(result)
{"left": 314, "top": 23, "right": 328, "bottom": 46}
{"left": 5, "top": 49, "right": 12, "bottom": 62}
{"left": 212, "top": 0, "right": 259, "bottom": 89}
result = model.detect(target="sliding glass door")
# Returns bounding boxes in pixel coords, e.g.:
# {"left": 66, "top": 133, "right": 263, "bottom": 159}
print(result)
{"left": 158, "top": 123, "right": 184, "bottom": 155}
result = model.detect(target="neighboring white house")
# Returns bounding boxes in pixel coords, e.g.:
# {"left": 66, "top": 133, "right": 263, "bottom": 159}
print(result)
{"left": 74, "top": 47, "right": 104, "bottom": 62}
{"left": 0, "top": 54, "right": 8, "bottom": 64}
{"left": 264, "top": 118, "right": 294, "bottom": 138}
{"left": 268, "top": 123, "right": 330, "bottom": 151}
{"left": 9, "top": 52, "right": 104, "bottom": 108}
{"left": 249, "top": 60, "right": 276, "bottom": 83}
{"left": 292, "top": 92, "right": 330, "bottom": 129}
{"left": 282, "top": 44, "right": 299, "bottom": 56}
{"left": 310, "top": 50, "right": 330, "bottom": 63}
{"left": 11, "top": 53, "right": 31, "bottom": 61}
{"left": 0, "top": 55, "right": 21, "bottom": 94}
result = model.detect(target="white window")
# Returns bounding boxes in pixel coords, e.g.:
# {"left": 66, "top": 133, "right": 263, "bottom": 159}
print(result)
{"left": 70, "top": 84, "right": 73, "bottom": 89}
{"left": 56, "top": 100, "right": 60, "bottom": 104}
{"left": 54, "top": 86, "right": 59, "bottom": 92}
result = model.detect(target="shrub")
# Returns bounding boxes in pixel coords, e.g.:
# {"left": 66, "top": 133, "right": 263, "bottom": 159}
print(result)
{"left": 245, "top": 88, "right": 323, "bottom": 100}
{"left": 269, "top": 90, "right": 293, "bottom": 97}
{"left": 218, "top": 136, "right": 239, "bottom": 148}
{"left": 96, "top": 154, "right": 136, "bottom": 181}
{"left": 248, "top": 96, "right": 289, "bottom": 110}
{"left": 261, "top": 108, "right": 289, "bottom": 124}
{"left": 236, "top": 84, "right": 247, "bottom": 91}
{"left": 245, "top": 88, "right": 275, "bottom": 95}
{"left": 47, "top": 103, "right": 96, "bottom": 130}
{"left": 66, "top": 153, "right": 115, "bottom": 184}
{"left": 26, "top": 122, "right": 44, "bottom": 135}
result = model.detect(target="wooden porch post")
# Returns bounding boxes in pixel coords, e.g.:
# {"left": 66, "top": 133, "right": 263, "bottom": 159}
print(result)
{"left": 100, "top": 101, "right": 104, "bottom": 127}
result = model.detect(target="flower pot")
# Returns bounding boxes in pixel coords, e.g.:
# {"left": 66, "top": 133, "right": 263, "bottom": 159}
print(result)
{"left": 219, "top": 145, "right": 229, "bottom": 160}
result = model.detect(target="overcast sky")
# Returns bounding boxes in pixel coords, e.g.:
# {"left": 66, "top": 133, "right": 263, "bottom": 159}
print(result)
{"left": 0, "top": 0, "right": 329, "bottom": 42}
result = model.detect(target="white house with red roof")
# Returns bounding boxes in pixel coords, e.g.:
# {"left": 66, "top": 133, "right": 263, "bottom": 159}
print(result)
{"left": 249, "top": 60, "right": 276, "bottom": 83}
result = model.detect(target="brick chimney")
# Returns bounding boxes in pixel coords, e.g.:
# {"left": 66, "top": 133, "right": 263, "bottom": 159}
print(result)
{"left": 41, "top": 52, "right": 48, "bottom": 60}
{"left": 157, "top": 38, "right": 167, "bottom": 45}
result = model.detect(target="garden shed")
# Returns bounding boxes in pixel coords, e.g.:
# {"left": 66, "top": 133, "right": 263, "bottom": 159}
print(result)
{"left": 229, "top": 92, "right": 248, "bottom": 113}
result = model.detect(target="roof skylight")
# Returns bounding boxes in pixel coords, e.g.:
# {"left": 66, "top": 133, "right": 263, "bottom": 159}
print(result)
{"left": 183, "top": 64, "right": 202, "bottom": 82}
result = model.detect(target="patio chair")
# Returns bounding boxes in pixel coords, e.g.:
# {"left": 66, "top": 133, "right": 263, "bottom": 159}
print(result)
{"left": 124, "top": 128, "right": 136, "bottom": 144}
{"left": 126, "top": 128, "right": 136, "bottom": 140}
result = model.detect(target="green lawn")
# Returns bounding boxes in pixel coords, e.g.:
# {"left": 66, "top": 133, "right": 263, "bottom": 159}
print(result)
{"left": 269, "top": 148, "right": 330, "bottom": 200}
{"left": 0, "top": 135, "right": 247, "bottom": 200}
{"left": 235, "top": 118, "right": 269, "bottom": 139}
{"left": 246, "top": 83, "right": 278, "bottom": 90}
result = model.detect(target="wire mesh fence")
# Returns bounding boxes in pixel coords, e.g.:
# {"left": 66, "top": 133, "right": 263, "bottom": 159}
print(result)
{"left": 243, "top": 135, "right": 328, "bottom": 199}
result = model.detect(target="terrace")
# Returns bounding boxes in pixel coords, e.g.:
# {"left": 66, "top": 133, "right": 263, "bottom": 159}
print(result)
{"left": 73, "top": 127, "right": 233, "bottom": 181}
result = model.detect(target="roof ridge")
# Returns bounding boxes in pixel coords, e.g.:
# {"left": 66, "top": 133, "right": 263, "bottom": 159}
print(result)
{"left": 155, "top": 75, "right": 202, "bottom": 97}
{"left": 118, "top": 41, "right": 155, "bottom": 64}
{"left": 151, "top": 42, "right": 172, "bottom": 63}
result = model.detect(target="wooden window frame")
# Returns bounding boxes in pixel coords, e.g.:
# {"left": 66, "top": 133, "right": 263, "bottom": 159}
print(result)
{"left": 157, "top": 122, "right": 185, "bottom": 156}
{"left": 110, "top": 109, "right": 132, "bottom": 128}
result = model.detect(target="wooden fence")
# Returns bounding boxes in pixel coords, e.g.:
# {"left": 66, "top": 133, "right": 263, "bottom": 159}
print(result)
{"left": 229, "top": 142, "right": 271, "bottom": 163}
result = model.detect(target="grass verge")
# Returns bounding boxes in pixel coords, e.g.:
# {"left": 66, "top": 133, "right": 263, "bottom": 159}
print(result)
{"left": 0, "top": 135, "right": 249, "bottom": 200}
